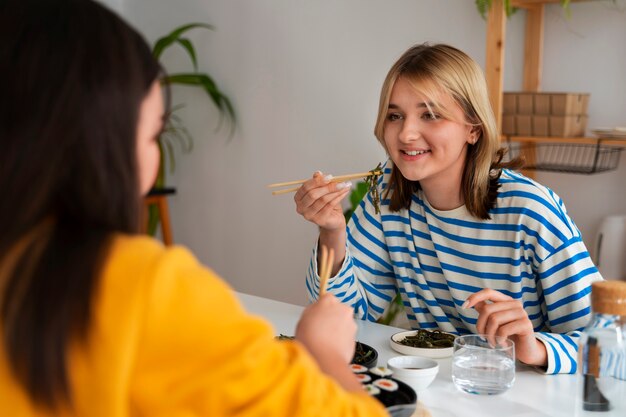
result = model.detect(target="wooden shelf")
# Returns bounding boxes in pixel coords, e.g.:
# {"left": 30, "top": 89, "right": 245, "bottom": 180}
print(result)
{"left": 511, "top": 0, "right": 588, "bottom": 6}
{"left": 506, "top": 136, "right": 626, "bottom": 146}
{"left": 511, "top": 0, "right": 590, "bottom": 7}
{"left": 484, "top": 1, "right": 623, "bottom": 176}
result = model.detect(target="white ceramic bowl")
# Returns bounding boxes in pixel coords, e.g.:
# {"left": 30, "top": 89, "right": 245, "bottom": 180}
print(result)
{"left": 387, "top": 355, "right": 439, "bottom": 392}
{"left": 389, "top": 330, "right": 455, "bottom": 359}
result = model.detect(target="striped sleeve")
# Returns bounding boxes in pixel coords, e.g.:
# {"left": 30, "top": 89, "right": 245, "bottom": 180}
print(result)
{"left": 510, "top": 175, "right": 603, "bottom": 375}
{"left": 305, "top": 172, "right": 397, "bottom": 322}
{"left": 535, "top": 235, "right": 601, "bottom": 374}
{"left": 486, "top": 170, "right": 601, "bottom": 374}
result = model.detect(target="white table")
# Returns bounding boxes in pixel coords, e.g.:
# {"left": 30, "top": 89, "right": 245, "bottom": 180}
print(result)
{"left": 239, "top": 293, "right": 625, "bottom": 417}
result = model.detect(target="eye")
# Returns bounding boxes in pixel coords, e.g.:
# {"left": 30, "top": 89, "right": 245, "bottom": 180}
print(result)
{"left": 386, "top": 112, "right": 403, "bottom": 122}
{"left": 421, "top": 111, "right": 440, "bottom": 121}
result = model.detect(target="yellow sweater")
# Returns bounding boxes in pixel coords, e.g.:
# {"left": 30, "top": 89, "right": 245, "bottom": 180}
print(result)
{"left": 0, "top": 235, "right": 388, "bottom": 417}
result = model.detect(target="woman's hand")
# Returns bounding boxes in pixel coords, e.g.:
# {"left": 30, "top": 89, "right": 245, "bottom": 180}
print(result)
{"left": 295, "top": 294, "right": 362, "bottom": 391}
{"left": 463, "top": 288, "right": 547, "bottom": 367}
{"left": 294, "top": 172, "right": 351, "bottom": 276}
{"left": 294, "top": 171, "right": 351, "bottom": 233}
{"left": 296, "top": 293, "right": 357, "bottom": 364}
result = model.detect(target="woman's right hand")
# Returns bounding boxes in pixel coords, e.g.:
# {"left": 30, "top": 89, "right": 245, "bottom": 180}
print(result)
{"left": 294, "top": 171, "right": 351, "bottom": 232}
{"left": 296, "top": 293, "right": 358, "bottom": 367}
{"left": 295, "top": 294, "right": 362, "bottom": 391}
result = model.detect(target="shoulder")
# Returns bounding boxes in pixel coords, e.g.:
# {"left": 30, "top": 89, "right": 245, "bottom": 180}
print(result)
{"left": 101, "top": 234, "right": 231, "bottom": 310}
{"left": 99, "top": 235, "right": 246, "bottom": 347}
{"left": 496, "top": 169, "right": 579, "bottom": 237}
{"left": 104, "top": 234, "right": 205, "bottom": 279}
{"left": 497, "top": 169, "right": 565, "bottom": 210}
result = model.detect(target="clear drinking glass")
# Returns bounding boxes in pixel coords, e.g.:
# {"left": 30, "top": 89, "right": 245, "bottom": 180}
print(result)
{"left": 452, "top": 334, "right": 515, "bottom": 395}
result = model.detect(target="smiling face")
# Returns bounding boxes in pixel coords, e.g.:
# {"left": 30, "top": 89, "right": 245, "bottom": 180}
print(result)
{"left": 383, "top": 77, "right": 478, "bottom": 204}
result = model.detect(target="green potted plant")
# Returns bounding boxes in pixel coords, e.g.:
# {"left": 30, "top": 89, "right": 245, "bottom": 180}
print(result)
{"left": 474, "top": 0, "right": 572, "bottom": 18}
{"left": 147, "top": 22, "right": 236, "bottom": 234}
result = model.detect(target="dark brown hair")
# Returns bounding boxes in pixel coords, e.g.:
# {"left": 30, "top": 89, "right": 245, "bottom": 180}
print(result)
{"left": 0, "top": 0, "right": 161, "bottom": 409}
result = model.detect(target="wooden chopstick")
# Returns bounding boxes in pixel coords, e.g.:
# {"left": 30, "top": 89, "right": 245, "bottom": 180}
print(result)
{"left": 271, "top": 186, "right": 301, "bottom": 196}
{"left": 319, "top": 245, "right": 328, "bottom": 286}
{"left": 267, "top": 171, "right": 375, "bottom": 189}
{"left": 319, "top": 245, "right": 334, "bottom": 296}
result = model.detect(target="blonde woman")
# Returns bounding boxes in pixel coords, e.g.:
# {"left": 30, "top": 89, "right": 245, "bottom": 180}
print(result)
{"left": 295, "top": 43, "right": 601, "bottom": 374}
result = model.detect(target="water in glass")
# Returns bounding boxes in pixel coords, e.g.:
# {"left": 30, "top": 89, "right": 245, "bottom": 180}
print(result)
{"left": 452, "top": 335, "right": 515, "bottom": 395}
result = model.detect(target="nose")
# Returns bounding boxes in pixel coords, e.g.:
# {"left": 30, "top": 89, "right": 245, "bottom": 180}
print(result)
{"left": 398, "top": 116, "right": 420, "bottom": 143}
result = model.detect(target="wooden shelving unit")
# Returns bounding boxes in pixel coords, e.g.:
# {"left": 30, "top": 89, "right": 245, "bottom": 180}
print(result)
{"left": 484, "top": 0, "right": 625, "bottom": 176}
{"left": 508, "top": 136, "right": 626, "bottom": 147}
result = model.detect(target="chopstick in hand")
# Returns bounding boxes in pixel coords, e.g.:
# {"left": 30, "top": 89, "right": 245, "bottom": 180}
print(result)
{"left": 268, "top": 171, "right": 375, "bottom": 195}
{"left": 319, "top": 245, "right": 334, "bottom": 296}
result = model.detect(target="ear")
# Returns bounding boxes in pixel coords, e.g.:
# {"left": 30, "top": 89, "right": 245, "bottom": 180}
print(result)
{"left": 468, "top": 125, "right": 481, "bottom": 144}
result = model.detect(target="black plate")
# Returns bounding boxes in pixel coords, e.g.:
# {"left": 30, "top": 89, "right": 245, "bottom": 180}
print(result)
{"left": 358, "top": 371, "right": 417, "bottom": 417}
{"left": 351, "top": 341, "right": 378, "bottom": 368}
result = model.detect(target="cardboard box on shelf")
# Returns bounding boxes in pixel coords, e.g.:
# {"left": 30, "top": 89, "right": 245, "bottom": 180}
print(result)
{"left": 533, "top": 94, "right": 551, "bottom": 115}
{"left": 550, "top": 93, "right": 589, "bottom": 115}
{"left": 530, "top": 93, "right": 589, "bottom": 116}
{"left": 516, "top": 115, "right": 532, "bottom": 136}
{"left": 549, "top": 115, "right": 588, "bottom": 137}
{"left": 501, "top": 92, "right": 590, "bottom": 137}
{"left": 517, "top": 93, "right": 534, "bottom": 115}
{"left": 502, "top": 115, "right": 516, "bottom": 135}
{"left": 503, "top": 93, "right": 517, "bottom": 114}
{"left": 532, "top": 115, "right": 549, "bottom": 136}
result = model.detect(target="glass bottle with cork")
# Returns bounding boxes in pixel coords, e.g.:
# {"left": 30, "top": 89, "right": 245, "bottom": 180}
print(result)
{"left": 578, "top": 280, "right": 626, "bottom": 413}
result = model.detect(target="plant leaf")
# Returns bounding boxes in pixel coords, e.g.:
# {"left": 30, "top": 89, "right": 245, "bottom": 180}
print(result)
{"left": 475, "top": 0, "right": 517, "bottom": 19}
{"left": 475, "top": 0, "right": 490, "bottom": 19}
{"left": 176, "top": 38, "right": 198, "bottom": 71}
{"left": 152, "top": 23, "right": 214, "bottom": 60}
{"left": 343, "top": 181, "right": 369, "bottom": 222}
{"left": 163, "top": 73, "right": 236, "bottom": 134}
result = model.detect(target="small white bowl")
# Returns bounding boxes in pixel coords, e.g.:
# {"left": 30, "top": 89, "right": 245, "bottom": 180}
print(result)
{"left": 387, "top": 355, "right": 439, "bottom": 392}
{"left": 389, "top": 330, "right": 455, "bottom": 358}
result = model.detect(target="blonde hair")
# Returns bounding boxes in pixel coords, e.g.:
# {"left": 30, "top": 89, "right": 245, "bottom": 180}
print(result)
{"left": 374, "top": 43, "right": 519, "bottom": 219}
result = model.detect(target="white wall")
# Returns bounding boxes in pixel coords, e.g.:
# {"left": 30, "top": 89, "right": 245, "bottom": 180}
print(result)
{"left": 99, "top": 0, "right": 124, "bottom": 14}
{"left": 111, "top": 0, "right": 625, "bottom": 305}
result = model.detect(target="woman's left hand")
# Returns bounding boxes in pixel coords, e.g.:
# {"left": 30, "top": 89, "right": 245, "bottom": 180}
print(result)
{"left": 463, "top": 288, "right": 547, "bottom": 367}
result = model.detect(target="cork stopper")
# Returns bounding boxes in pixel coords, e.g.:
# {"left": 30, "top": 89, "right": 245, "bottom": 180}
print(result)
{"left": 591, "top": 281, "right": 626, "bottom": 316}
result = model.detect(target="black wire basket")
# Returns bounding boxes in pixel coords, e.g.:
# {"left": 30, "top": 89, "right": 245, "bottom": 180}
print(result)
{"left": 505, "top": 142, "right": 623, "bottom": 174}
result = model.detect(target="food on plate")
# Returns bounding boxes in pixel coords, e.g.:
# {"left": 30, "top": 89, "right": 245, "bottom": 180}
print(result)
{"left": 355, "top": 373, "right": 372, "bottom": 383}
{"left": 369, "top": 366, "right": 393, "bottom": 377}
{"left": 373, "top": 378, "right": 399, "bottom": 392}
{"left": 397, "top": 329, "right": 455, "bottom": 348}
{"left": 364, "top": 384, "right": 381, "bottom": 396}
{"left": 350, "top": 364, "right": 369, "bottom": 373}
{"left": 352, "top": 341, "right": 378, "bottom": 367}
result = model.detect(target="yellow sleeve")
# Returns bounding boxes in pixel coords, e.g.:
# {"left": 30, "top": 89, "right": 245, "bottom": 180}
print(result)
{"left": 131, "top": 246, "right": 388, "bottom": 417}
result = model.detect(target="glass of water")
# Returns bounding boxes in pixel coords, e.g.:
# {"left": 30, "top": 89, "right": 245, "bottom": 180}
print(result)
{"left": 452, "top": 334, "right": 515, "bottom": 395}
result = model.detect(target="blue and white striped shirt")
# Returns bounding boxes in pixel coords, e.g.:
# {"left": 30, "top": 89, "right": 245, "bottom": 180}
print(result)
{"left": 306, "top": 160, "right": 602, "bottom": 374}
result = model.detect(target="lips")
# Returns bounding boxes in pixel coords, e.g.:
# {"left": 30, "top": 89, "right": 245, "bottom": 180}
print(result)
{"left": 402, "top": 150, "right": 430, "bottom": 156}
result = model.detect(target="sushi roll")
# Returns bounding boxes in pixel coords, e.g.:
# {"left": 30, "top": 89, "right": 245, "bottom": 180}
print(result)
{"left": 369, "top": 366, "right": 393, "bottom": 377}
{"left": 373, "top": 378, "right": 399, "bottom": 392}
{"left": 363, "top": 384, "right": 380, "bottom": 396}
{"left": 355, "top": 373, "right": 372, "bottom": 383}
{"left": 350, "top": 364, "right": 369, "bottom": 373}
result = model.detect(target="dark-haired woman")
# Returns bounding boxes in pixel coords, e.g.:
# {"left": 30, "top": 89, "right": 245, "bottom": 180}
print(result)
{"left": 294, "top": 43, "right": 601, "bottom": 375}
{"left": 0, "top": 1, "right": 388, "bottom": 416}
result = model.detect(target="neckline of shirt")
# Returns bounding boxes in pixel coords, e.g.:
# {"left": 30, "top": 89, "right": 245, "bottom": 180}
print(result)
{"left": 419, "top": 189, "right": 473, "bottom": 220}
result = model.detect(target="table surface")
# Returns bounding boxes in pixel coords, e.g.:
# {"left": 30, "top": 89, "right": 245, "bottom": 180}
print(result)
{"left": 238, "top": 292, "right": 625, "bottom": 417}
